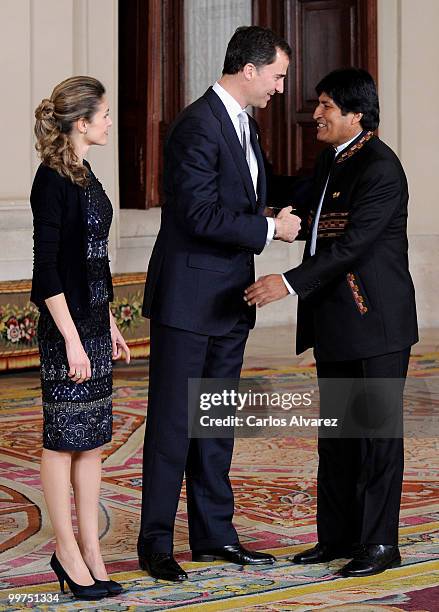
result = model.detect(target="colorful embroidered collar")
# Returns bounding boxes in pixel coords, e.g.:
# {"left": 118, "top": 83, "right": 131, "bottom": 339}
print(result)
{"left": 336, "top": 131, "right": 374, "bottom": 164}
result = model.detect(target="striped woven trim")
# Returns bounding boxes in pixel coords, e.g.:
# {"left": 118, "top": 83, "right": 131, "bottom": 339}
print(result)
{"left": 347, "top": 272, "right": 368, "bottom": 315}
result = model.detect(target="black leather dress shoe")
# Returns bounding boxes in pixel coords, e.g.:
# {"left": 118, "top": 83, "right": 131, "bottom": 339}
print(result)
{"left": 192, "top": 544, "right": 275, "bottom": 565}
{"left": 290, "top": 542, "right": 354, "bottom": 564}
{"left": 340, "top": 544, "right": 401, "bottom": 577}
{"left": 139, "top": 553, "right": 188, "bottom": 582}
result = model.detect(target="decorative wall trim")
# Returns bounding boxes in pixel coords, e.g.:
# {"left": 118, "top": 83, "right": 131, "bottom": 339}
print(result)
{"left": 0, "top": 273, "right": 149, "bottom": 372}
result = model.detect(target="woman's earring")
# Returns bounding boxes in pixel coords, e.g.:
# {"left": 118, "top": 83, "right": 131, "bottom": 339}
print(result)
{"left": 84, "top": 128, "right": 88, "bottom": 134}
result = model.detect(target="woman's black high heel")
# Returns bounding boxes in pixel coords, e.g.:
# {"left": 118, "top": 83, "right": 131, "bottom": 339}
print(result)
{"left": 50, "top": 553, "right": 108, "bottom": 600}
{"left": 90, "top": 572, "right": 124, "bottom": 596}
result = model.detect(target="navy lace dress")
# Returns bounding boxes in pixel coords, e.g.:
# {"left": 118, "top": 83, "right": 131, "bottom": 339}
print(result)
{"left": 37, "top": 172, "right": 113, "bottom": 451}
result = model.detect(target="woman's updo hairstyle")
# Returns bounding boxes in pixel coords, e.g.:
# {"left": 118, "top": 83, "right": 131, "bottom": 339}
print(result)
{"left": 34, "top": 76, "right": 105, "bottom": 186}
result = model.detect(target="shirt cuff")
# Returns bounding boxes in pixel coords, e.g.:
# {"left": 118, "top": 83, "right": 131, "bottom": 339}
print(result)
{"left": 265, "top": 217, "right": 275, "bottom": 246}
{"left": 282, "top": 274, "right": 296, "bottom": 296}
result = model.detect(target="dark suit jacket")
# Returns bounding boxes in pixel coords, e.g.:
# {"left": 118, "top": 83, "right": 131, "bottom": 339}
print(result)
{"left": 30, "top": 161, "right": 113, "bottom": 317}
{"left": 143, "top": 87, "right": 269, "bottom": 335}
{"left": 285, "top": 131, "right": 418, "bottom": 361}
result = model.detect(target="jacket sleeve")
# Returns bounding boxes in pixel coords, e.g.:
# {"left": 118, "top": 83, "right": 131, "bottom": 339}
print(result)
{"left": 266, "top": 168, "right": 314, "bottom": 242}
{"left": 170, "top": 116, "right": 268, "bottom": 254}
{"left": 31, "top": 169, "right": 65, "bottom": 301}
{"left": 284, "top": 159, "right": 405, "bottom": 299}
{"left": 265, "top": 155, "right": 314, "bottom": 209}
{"left": 264, "top": 143, "right": 320, "bottom": 241}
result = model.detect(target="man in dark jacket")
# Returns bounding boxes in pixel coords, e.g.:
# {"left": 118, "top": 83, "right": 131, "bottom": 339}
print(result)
{"left": 245, "top": 68, "right": 418, "bottom": 577}
{"left": 138, "top": 26, "right": 301, "bottom": 581}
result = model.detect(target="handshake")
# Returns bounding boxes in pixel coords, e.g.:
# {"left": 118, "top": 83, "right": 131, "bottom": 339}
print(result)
{"left": 269, "top": 205, "right": 301, "bottom": 243}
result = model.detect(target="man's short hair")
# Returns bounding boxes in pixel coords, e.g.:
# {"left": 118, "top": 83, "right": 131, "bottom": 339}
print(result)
{"left": 316, "top": 68, "right": 380, "bottom": 131}
{"left": 223, "top": 26, "right": 292, "bottom": 75}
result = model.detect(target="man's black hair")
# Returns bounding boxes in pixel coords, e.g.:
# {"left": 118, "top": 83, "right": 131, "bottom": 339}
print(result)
{"left": 223, "top": 26, "right": 292, "bottom": 75}
{"left": 316, "top": 68, "right": 380, "bottom": 130}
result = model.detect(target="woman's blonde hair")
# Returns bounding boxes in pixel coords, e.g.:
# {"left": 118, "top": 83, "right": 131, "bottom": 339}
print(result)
{"left": 34, "top": 76, "right": 105, "bottom": 186}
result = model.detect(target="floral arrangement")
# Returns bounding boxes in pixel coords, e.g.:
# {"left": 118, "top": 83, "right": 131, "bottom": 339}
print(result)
{"left": 0, "top": 274, "right": 148, "bottom": 369}
{"left": 0, "top": 292, "right": 144, "bottom": 349}
{"left": 0, "top": 303, "right": 39, "bottom": 348}
{"left": 110, "top": 291, "right": 143, "bottom": 334}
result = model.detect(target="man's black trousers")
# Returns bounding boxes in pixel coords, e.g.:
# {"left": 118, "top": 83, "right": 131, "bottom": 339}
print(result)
{"left": 315, "top": 348, "right": 411, "bottom": 546}
{"left": 138, "top": 317, "right": 250, "bottom": 554}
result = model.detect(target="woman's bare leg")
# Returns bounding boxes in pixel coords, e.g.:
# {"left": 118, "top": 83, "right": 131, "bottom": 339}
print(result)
{"left": 71, "top": 447, "right": 109, "bottom": 580}
{"left": 40, "top": 449, "right": 93, "bottom": 585}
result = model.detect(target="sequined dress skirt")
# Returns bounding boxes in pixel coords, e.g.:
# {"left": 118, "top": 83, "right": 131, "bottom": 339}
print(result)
{"left": 37, "top": 174, "right": 113, "bottom": 451}
{"left": 38, "top": 305, "right": 112, "bottom": 451}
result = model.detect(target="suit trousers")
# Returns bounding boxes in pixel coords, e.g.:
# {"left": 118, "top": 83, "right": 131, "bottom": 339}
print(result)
{"left": 315, "top": 347, "right": 411, "bottom": 546}
{"left": 137, "top": 316, "right": 250, "bottom": 554}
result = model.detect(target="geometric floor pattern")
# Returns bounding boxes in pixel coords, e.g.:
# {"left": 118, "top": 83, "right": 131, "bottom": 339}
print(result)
{"left": 0, "top": 354, "right": 438, "bottom": 611}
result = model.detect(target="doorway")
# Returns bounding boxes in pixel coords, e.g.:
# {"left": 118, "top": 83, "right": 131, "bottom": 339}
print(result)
{"left": 118, "top": 0, "right": 184, "bottom": 209}
{"left": 118, "top": 0, "right": 377, "bottom": 208}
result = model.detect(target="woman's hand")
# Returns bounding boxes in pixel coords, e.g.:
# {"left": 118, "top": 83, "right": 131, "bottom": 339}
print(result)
{"left": 65, "top": 336, "right": 91, "bottom": 383}
{"left": 109, "top": 310, "right": 131, "bottom": 364}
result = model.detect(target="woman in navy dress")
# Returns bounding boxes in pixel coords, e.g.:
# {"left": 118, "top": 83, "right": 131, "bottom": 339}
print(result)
{"left": 31, "top": 76, "right": 130, "bottom": 599}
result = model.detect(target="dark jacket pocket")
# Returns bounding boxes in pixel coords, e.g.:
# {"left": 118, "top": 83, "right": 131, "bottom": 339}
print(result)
{"left": 187, "top": 253, "right": 231, "bottom": 273}
{"left": 346, "top": 272, "right": 369, "bottom": 316}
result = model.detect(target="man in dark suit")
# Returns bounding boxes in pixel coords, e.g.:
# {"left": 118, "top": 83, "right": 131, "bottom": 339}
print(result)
{"left": 138, "top": 26, "right": 301, "bottom": 581}
{"left": 245, "top": 68, "right": 418, "bottom": 577}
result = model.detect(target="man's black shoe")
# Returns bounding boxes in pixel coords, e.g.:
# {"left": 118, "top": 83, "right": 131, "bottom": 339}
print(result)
{"left": 340, "top": 544, "right": 401, "bottom": 577}
{"left": 290, "top": 542, "right": 354, "bottom": 564}
{"left": 139, "top": 553, "right": 188, "bottom": 582}
{"left": 192, "top": 544, "right": 276, "bottom": 565}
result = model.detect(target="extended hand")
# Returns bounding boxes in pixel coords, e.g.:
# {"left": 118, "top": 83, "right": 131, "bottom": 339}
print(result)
{"left": 66, "top": 337, "right": 91, "bottom": 384}
{"left": 244, "top": 274, "right": 289, "bottom": 307}
{"left": 110, "top": 314, "right": 131, "bottom": 364}
{"left": 274, "top": 206, "right": 301, "bottom": 243}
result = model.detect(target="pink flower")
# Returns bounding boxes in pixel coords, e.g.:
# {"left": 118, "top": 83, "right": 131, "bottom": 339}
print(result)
{"left": 20, "top": 317, "right": 36, "bottom": 341}
{"left": 120, "top": 305, "right": 133, "bottom": 322}
{"left": 6, "top": 319, "right": 21, "bottom": 343}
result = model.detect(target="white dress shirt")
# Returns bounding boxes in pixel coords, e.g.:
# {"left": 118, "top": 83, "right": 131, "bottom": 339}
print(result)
{"left": 282, "top": 132, "right": 361, "bottom": 295}
{"left": 212, "top": 82, "right": 275, "bottom": 245}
